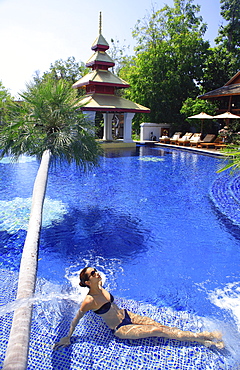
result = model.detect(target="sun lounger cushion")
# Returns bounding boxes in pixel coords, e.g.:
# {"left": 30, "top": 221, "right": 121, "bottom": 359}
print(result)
{"left": 190, "top": 133, "right": 201, "bottom": 142}
{"left": 201, "top": 134, "right": 216, "bottom": 143}
{"left": 178, "top": 133, "right": 192, "bottom": 141}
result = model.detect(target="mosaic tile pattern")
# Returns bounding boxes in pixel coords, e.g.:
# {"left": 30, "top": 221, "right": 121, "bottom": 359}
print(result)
{"left": 230, "top": 176, "right": 240, "bottom": 203}
{"left": 0, "top": 197, "right": 68, "bottom": 234}
{"left": 210, "top": 174, "right": 240, "bottom": 226}
{"left": 0, "top": 269, "right": 236, "bottom": 369}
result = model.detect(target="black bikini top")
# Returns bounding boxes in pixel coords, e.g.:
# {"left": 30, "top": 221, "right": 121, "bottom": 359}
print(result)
{"left": 93, "top": 293, "right": 114, "bottom": 315}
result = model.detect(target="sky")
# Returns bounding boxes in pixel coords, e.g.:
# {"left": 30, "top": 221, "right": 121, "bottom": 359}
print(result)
{"left": 0, "top": 0, "right": 224, "bottom": 98}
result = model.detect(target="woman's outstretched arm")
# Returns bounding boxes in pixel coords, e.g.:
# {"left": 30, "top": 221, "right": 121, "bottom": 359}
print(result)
{"left": 53, "top": 308, "right": 85, "bottom": 350}
{"left": 53, "top": 295, "right": 95, "bottom": 350}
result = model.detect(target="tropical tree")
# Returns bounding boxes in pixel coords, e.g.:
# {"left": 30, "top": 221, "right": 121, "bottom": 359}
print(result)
{"left": 200, "top": 0, "right": 240, "bottom": 92}
{"left": 216, "top": 0, "right": 240, "bottom": 56}
{"left": 1, "top": 77, "right": 101, "bottom": 370}
{"left": 201, "top": 46, "right": 237, "bottom": 92}
{"left": 33, "top": 56, "right": 88, "bottom": 92}
{"left": 180, "top": 97, "right": 217, "bottom": 118}
{"left": 217, "top": 143, "right": 240, "bottom": 173}
{"left": 0, "top": 81, "right": 14, "bottom": 125}
{"left": 180, "top": 97, "right": 218, "bottom": 134}
{"left": 201, "top": 0, "right": 240, "bottom": 92}
{"left": 108, "top": 38, "right": 130, "bottom": 75}
{"left": 119, "top": 0, "right": 209, "bottom": 130}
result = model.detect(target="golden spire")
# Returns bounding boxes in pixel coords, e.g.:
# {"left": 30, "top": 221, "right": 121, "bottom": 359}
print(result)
{"left": 99, "top": 12, "right": 102, "bottom": 34}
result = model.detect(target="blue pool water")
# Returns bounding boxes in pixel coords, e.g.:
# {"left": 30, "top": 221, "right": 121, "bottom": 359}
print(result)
{"left": 1, "top": 145, "right": 240, "bottom": 369}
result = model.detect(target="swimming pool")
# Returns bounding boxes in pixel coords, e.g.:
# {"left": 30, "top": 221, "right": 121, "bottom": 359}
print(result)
{"left": 0, "top": 145, "right": 240, "bottom": 369}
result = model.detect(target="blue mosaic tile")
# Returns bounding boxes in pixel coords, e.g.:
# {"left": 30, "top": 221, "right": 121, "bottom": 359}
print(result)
{"left": 0, "top": 269, "right": 237, "bottom": 369}
{"left": 210, "top": 174, "right": 240, "bottom": 226}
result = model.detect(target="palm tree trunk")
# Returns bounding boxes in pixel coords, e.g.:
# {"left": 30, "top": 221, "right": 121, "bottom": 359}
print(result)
{"left": 3, "top": 149, "right": 52, "bottom": 370}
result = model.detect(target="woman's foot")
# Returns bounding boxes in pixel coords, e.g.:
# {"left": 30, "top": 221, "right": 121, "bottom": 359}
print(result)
{"left": 215, "top": 341, "right": 225, "bottom": 350}
{"left": 209, "top": 331, "right": 222, "bottom": 341}
{"left": 201, "top": 330, "right": 222, "bottom": 341}
{"left": 200, "top": 339, "right": 225, "bottom": 349}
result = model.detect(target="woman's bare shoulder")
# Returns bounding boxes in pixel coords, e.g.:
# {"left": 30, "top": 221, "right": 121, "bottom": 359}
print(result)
{"left": 80, "top": 294, "right": 95, "bottom": 312}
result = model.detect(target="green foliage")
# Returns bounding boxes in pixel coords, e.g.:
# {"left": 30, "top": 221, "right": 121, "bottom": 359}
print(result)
{"left": 108, "top": 39, "right": 130, "bottom": 75}
{"left": 216, "top": 0, "right": 240, "bottom": 54}
{"left": 180, "top": 98, "right": 218, "bottom": 134}
{"left": 201, "top": 46, "right": 239, "bottom": 91}
{"left": 33, "top": 57, "right": 88, "bottom": 90}
{"left": 206, "top": 0, "right": 240, "bottom": 86}
{"left": 0, "top": 81, "right": 14, "bottom": 125}
{"left": 217, "top": 146, "right": 240, "bottom": 173}
{"left": 0, "top": 81, "right": 11, "bottom": 101}
{"left": 219, "top": 120, "right": 240, "bottom": 145}
{"left": 119, "top": 0, "right": 209, "bottom": 128}
{"left": 132, "top": 0, "right": 207, "bottom": 50}
{"left": 0, "top": 78, "right": 102, "bottom": 168}
{"left": 180, "top": 97, "right": 217, "bottom": 118}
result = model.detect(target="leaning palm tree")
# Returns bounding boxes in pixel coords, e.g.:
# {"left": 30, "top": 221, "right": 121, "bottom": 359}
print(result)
{"left": 217, "top": 146, "right": 240, "bottom": 173}
{"left": 1, "top": 77, "right": 101, "bottom": 370}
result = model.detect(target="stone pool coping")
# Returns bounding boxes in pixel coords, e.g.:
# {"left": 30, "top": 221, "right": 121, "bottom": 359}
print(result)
{"left": 140, "top": 141, "right": 230, "bottom": 157}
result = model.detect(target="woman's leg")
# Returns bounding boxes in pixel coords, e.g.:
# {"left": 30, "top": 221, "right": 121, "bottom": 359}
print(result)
{"left": 127, "top": 311, "right": 167, "bottom": 326}
{"left": 115, "top": 312, "right": 224, "bottom": 349}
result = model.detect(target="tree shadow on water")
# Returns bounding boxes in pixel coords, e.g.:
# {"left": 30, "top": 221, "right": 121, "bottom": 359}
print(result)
{"left": 41, "top": 206, "right": 151, "bottom": 261}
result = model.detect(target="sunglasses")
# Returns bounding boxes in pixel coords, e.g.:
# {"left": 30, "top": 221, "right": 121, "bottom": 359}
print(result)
{"left": 87, "top": 268, "right": 97, "bottom": 280}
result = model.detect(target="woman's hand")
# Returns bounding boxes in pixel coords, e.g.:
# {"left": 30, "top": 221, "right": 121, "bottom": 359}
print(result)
{"left": 53, "top": 336, "right": 71, "bottom": 350}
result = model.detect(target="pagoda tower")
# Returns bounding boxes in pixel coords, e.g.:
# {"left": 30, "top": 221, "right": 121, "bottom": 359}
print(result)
{"left": 72, "top": 13, "right": 150, "bottom": 144}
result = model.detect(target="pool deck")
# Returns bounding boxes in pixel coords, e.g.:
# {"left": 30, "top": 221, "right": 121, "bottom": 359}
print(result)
{"left": 98, "top": 140, "right": 137, "bottom": 149}
{"left": 138, "top": 140, "right": 228, "bottom": 157}
{"left": 98, "top": 139, "right": 229, "bottom": 157}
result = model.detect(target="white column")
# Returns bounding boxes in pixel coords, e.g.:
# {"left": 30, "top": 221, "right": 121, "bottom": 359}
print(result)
{"left": 103, "top": 112, "right": 114, "bottom": 141}
{"left": 123, "top": 112, "right": 135, "bottom": 142}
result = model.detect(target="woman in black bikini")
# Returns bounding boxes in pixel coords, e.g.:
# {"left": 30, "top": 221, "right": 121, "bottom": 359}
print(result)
{"left": 54, "top": 267, "right": 224, "bottom": 350}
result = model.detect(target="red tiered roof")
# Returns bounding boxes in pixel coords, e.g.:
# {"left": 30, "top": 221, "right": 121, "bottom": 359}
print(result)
{"left": 73, "top": 13, "right": 150, "bottom": 114}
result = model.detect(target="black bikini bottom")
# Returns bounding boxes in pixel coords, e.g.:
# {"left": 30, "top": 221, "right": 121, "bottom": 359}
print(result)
{"left": 115, "top": 309, "right": 132, "bottom": 331}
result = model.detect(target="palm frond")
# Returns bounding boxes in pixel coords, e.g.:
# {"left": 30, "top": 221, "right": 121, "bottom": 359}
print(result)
{"left": 1, "top": 77, "right": 101, "bottom": 167}
{"left": 217, "top": 146, "right": 240, "bottom": 174}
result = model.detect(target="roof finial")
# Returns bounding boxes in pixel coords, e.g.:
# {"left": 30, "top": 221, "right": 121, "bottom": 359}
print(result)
{"left": 99, "top": 11, "right": 102, "bottom": 34}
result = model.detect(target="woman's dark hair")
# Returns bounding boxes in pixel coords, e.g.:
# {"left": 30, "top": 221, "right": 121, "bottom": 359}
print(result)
{"left": 79, "top": 267, "right": 90, "bottom": 288}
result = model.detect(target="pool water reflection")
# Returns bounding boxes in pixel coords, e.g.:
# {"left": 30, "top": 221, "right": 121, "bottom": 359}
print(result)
{"left": 0, "top": 145, "right": 240, "bottom": 369}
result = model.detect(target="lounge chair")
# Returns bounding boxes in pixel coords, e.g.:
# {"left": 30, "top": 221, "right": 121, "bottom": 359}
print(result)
{"left": 189, "top": 133, "right": 201, "bottom": 146}
{"left": 214, "top": 142, "right": 227, "bottom": 150}
{"left": 159, "top": 135, "right": 170, "bottom": 144}
{"left": 169, "top": 132, "right": 182, "bottom": 144}
{"left": 196, "top": 134, "right": 216, "bottom": 148}
{"left": 176, "top": 132, "right": 193, "bottom": 146}
{"left": 198, "top": 137, "right": 226, "bottom": 149}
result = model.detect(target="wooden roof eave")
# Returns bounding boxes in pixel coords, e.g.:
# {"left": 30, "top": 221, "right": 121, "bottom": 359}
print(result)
{"left": 75, "top": 93, "right": 150, "bottom": 114}
{"left": 86, "top": 51, "right": 115, "bottom": 66}
{"left": 199, "top": 94, "right": 235, "bottom": 100}
{"left": 198, "top": 84, "right": 240, "bottom": 100}
{"left": 86, "top": 61, "right": 115, "bottom": 68}
{"left": 72, "top": 70, "right": 130, "bottom": 89}
{"left": 91, "top": 34, "right": 109, "bottom": 51}
{"left": 78, "top": 107, "right": 150, "bottom": 113}
{"left": 73, "top": 80, "right": 130, "bottom": 89}
{"left": 224, "top": 71, "right": 240, "bottom": 86}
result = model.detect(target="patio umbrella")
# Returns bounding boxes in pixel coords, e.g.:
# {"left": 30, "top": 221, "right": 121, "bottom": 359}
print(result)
{"left": 213, "top": 111, "right": 240, "bottom": 119}
{"left": 188, "top": 112, "right": 214, "bottom": 134}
